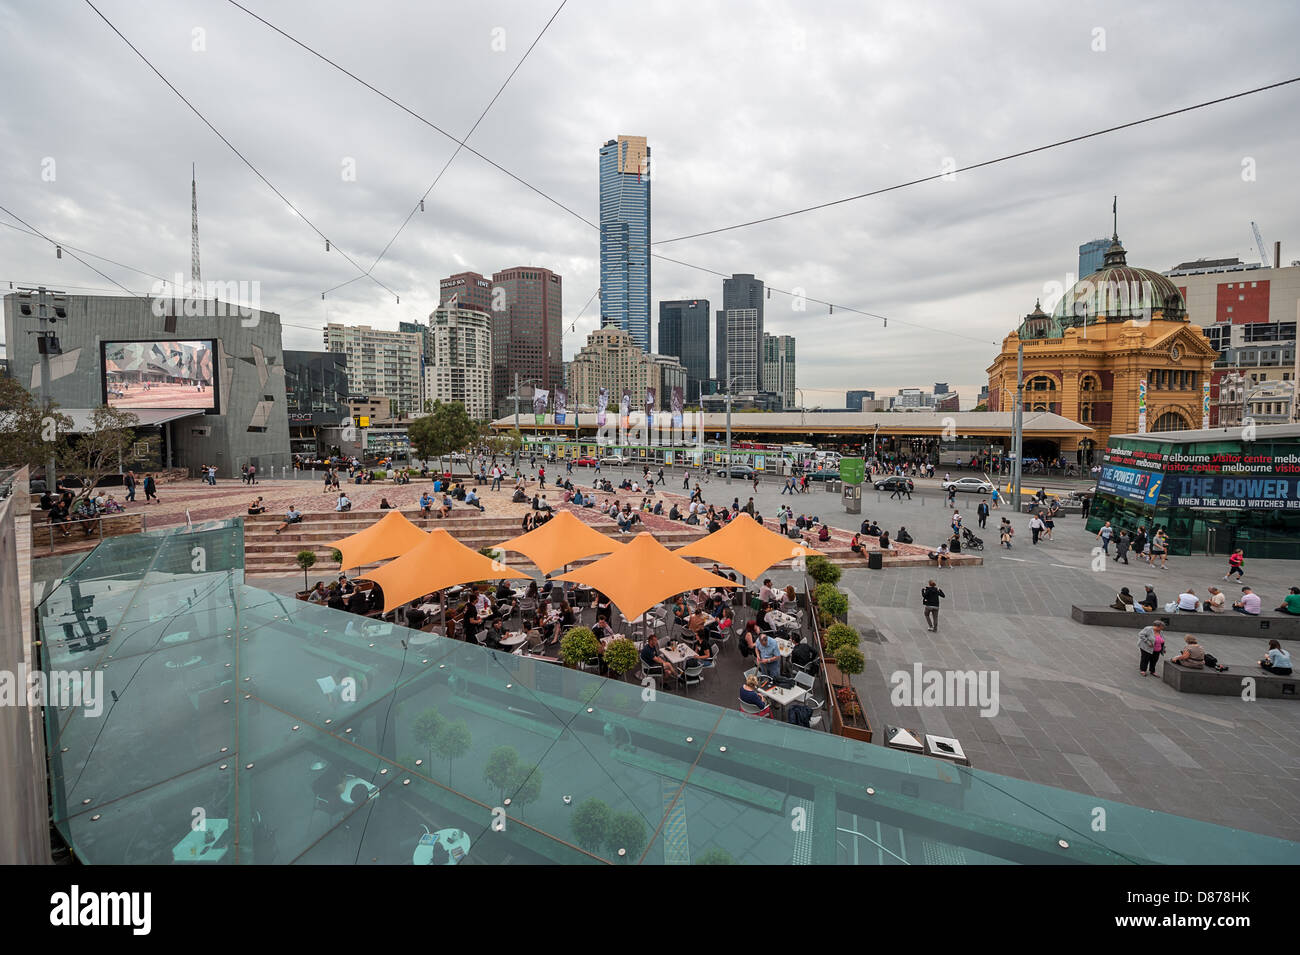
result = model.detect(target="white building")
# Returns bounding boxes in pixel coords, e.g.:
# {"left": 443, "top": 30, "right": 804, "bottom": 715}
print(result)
{"left": 323, "top": 323, "right": 423, "bottom": 417}
{"left": 421, "top": 306, "right": 494, "bottom": 420}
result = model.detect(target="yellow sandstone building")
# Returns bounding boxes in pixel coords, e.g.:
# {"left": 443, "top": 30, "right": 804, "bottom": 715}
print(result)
{"left": 986, "top": 230, "right": 1217, "bottom": 465}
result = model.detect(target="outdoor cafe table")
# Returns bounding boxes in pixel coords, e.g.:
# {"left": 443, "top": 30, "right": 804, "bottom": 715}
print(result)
{"left": 660, "top": 641, "right": 698, "bottom": 667}
{"left": 498, "top": 631, "right": 529, "bottom": 649}
{"left": 757, "top": 681, "right": 808, "bottom": 714}
{"left": 767, "top": 610, "right": 799, "bottom": 631}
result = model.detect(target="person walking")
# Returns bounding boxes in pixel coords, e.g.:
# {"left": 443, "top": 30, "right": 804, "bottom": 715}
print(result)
{"left": 1029, "top": 512, "right": 1044, "bottom": 545}
{"left": 1081, "top": 495, "right": 1091, "bottom": 520}
{"left": 240, "top": 464, "right": 249, "bottom": 485}
{"left": 143, "top": 473, "right": 159, "bottom": 504}
{"left": 658, "top": 467, "right": 665, "bottom": 486}
{"left": 248, "top": 464, "right": 256, "bottom": 486}
{"left": 1137, "top": 620, "right": 1165, "bottom": 677}
{"left": 752, "top": 474, "right": 759, "bottom": 493}
{"left": 1114, "top": 530, "right": 1131, "bottom": 565}
{"left": 1096, "top": 520, "right": 1113, "bottom": 556}
{"left": 683, "top": 471, "right": 691, "bottom": 490}
{"left": 1151, "top": 528, "right": 1169, "bottom": 570}
{"left": 990, "top": 485, "right": 1000, "bottom": 509}
{"left": 1224, "top": 548, "right": 1245, "bottom": 581}
{"left": 124, "top": 470, "right": 137, "bottom": 503}
{"left": 537, "top": 465, "right": 546, "bottom": 489}
{"left": 921, "top": 579, "right": 946, "bottom": 632}
{"left": 976, "top": 499, "right": 989, "bottom": 529}
{"left": 946, "top": 485, "right": 957, "bottom": 506}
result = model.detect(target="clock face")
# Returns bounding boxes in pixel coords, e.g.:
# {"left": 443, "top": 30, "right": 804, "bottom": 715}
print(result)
{"left": 1170, "top": 343, "right": 1182, "bottom": 361}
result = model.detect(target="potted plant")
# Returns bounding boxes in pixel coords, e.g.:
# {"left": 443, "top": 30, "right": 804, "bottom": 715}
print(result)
{"left": 814, "top": 583, "right": 849, "bottom": 624}
{"left": 331, "top": 548, "right": 344, "bottom": 567}
{"left": 831, "top": 648, "right": 872, "bottom": 742}
{"left": 603, "top": 637, "right": 639, "bottom": 682}
{"left": 570, "top": 797, "right": 612, "bottom": 853}
{"left": 822, "top": 623, "right": 860, "bottom": 661}
{"left": 296, "top": 549, "right": 317, "bottom": 591}
{"left": 560, "top": 627, "right": 600, "bottom": 669}
{"left": 805, "top": 554, "right": 842, "bottom": 587}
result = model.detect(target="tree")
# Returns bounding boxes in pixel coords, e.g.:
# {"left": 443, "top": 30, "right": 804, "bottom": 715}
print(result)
{"left": 602, "top": 638, "right": 640, "bottom": 681}
{"left": 433, "top": 718, "right": 472, "bottom": 785}
{"left": 834, "top": 643, "right": 865, "bottom": 679}
{"left": 559, "top": 627, "right": 600, "bottom": 667}
{"left": 411, "top": 707, "right": 446, "bottom": 771}
{"left": 408, "top": 400, "right": 478, "bottom": 474}
{"left": 507, "top": 763, "right": 542, "bottom": 816}
{"left": 570, "top": 798, "right": 611, "bottom": 852}
{"left": 606, "top": 811, "right": 647, "bottom": 862}
{"left": 483, "top": 745, "right": 519, "bottom": 802}
{"left": 60, "top": 404, "right": 139, "bottom": 502}
{"left": 0, "top": 376, "right": 71, "bottom": 472}
{"left": 296, "top": 550, "right": 317, "bottom": 590}
{"left": 485, "top": 427, "right": 524, "bottom": 460}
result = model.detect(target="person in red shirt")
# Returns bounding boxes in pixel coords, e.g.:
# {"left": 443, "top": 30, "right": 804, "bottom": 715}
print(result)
{"left": 1224, "top": 548, "right": 1245, "bottom": 581}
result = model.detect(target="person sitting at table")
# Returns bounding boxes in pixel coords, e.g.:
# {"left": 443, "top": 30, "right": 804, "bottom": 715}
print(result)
{"left": 593, "top": 614, "right": 615, "bottom": 642}
{"left": 739, "top": 674, "right": 767, "bottom": 711}
{"left": 671, "top": 596, "right": 689, "bottom": 626}
{"left": 306, "top": 581, "right": 328, "bottom": 603}
{"left": 759, "top": 579, "right": 776, "bottom": 603}
{"left": 406, "top": 603, "right": 427, "bottom": 631}
{"left": 275, "top": 505, "right": 303, "bottom": 535}
{"left": 739, "top": 621, "right": 760, "bottom": 659}
{"left": 756, "top": 630, "right": 782, "bottom": 679}
{"left": 494, "top": 581, "right": 519, "bottom": 617}
{"left": 782, "top": 585, "right": 798, "bottom": 610}
{"left": 337, "top": 575, "right": 355, "bottom": 597}
{"left": 247, "top": 496, "right": 266, "bottom": 515}
{"left": 705, "top": 607, "right": 733, "bottom": 641}
{"left": 687, "top": 607, "right": 709, "bottom": 635}
{"left": 692, "top": 631, "right": 715, "bottom": 666}
{"left": 640, "top": 633, "right": 677, "bottom": 682}
{"left": 549, "top": 601, "right": 577, "bottom": 643}
{"left": 483, "top": 617, "right": 507, "bottom": 650}
{"left": 326, "top": 586, "right": 347, "bottom": 611}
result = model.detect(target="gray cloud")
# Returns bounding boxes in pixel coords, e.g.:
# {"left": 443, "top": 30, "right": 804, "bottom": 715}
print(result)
{"left": 1, "top": 0, "right": 1296, "bottom": 405}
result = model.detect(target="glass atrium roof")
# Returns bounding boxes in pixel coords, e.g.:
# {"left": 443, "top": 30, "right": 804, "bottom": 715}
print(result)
{"left": 37, "top": 519, "right": 1300, "bottom": 865}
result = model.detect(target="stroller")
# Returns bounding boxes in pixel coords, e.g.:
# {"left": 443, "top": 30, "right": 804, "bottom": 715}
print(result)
{"left": 961, "top": 527, "right": 985, "bottom": 551}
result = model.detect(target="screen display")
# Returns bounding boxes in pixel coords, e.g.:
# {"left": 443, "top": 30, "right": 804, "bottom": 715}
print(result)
{"left": 102, "top": 340, "right": 218, "bottom": 411}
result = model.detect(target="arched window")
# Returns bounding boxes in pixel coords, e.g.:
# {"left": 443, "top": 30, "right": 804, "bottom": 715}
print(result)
{"left": 1080, "top": 403, "right": 1095, "bottom": 423}
{"left": 1080, "top": 374, "right": 1101, "bottom": 392}
{"left": 1152, "top": 410, "right": 1189, "bottom": 432}
{"left": 1026, "top": 375, "right": 1057, "bottom": 413}
{"left": 1027, "top": 376, "right": 1057, "bottom": 393}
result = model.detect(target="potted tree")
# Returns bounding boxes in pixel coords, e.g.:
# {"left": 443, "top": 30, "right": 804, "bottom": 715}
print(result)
{"left": 831, "top": 644, "right": 872, "bottom": 742}
{"left": 822, "top": 623, "right": 860, "bottom": 661}
{"left": 296, "top": 549, "right": 317, "bottom": 592}
{"left": 560, "top": 627, "right": 600, "bottom": 669}
{"left": 805, "top": 554, "right": 842, "bottom": 587}
{"left": 603, "top": 637, "right": 640, "bottom": 682}
{"left": 814, "top": 583, "right": 849, "bottom": 626}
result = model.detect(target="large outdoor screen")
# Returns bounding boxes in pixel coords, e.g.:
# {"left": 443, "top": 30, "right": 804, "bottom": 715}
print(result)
{"left": 101, "top": 339, "right": 218, "bottom": 411}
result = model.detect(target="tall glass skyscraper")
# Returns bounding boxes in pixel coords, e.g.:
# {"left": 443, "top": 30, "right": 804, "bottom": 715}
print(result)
{"left": 1078, "top": 238, "right": 1109, "bottom": 278}
{"left": 599, "top": 136, "right": 651, "bottom": 351}
{"left": 658, "top": 299, "right": 710, "bottom": 401}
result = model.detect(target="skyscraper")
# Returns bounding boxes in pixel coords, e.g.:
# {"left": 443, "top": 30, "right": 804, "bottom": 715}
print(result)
{"left": 423, "top": 306, "right": 494, "bottom": 420}
{"left": 491, "top": 266, "right": 563, "bottom": 418}
{"left": 599, "top": 136, "right": 651, "bottom": 351}
{"left": 1079, "top": 238, "right": 1109, "bottom": 277}
{"left": 657, "top": 299, "right": 710, "bottom": 401}
{"left": 762, "top": 332, "right": 796, "bottom": 409}
{"left": 716, "top": 274, "right": 764, "bottom": 390}
{"left": 439, "top": 271, "right": 494, "bottom": 314}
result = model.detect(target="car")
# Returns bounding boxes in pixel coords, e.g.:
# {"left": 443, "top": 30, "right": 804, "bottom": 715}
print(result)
{"left": 714, "top": 464, "right": 756, "bottom": 479}
{"left": 942, "top": 476, "right": 995, "bottom": 494}
{"left": 873, "top": 476, "right": 915, "bottom": 492}
{"left": 598, "top": 455, "right": 626, "bottom": 466}
{"left": 573, "top": 456, "right": 598, "bottom": 467}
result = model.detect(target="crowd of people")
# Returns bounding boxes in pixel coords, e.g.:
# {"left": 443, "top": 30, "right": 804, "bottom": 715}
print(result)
{"left": 1135, "top": 619, "right": 1292, "bottom": 678}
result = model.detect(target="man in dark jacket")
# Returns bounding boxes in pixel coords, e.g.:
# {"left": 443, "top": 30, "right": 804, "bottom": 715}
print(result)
{"left": 922, "top": 580, "right": 946, "bottom": 632}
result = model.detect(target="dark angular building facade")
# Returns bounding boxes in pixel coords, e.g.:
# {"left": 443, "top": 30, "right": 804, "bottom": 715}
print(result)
{"left": 658, "top": 299, "right": 710, "bottom": 401}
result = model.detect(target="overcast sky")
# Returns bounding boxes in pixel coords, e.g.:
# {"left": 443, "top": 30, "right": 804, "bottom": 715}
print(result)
{"left": 2, "top": 0, "right": 1297, "bottom": 406}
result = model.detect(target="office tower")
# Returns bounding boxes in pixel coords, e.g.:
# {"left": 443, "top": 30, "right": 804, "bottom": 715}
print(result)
{"left": 715, "top": 274, "right": 764, "bottom": 387}
{"left": 423, "top": 306, "right": 494, "bottom": 420}
{"left": 657, "top": 299, "right": 710, "bottom": 401}
{"left": 599, "top": 136, "right": 651, "bottom": 350}
{"left": 1079, "top": 238, "right": 1109, "bottom": 277}
{"left": 845, "top": 389, "right": 875, "bottom": 411}
{"left": 439, "top": 271, "right": 494, "bottom": 314}
{"left": 323, "top": 323, "right": 424, "bottom": 417}
{"left": 566, "top": 326, "right": 685, "bottom": 412}
{"left": 490, "top": 266, "right": 563, "bottom": 418}
{"left": 762, "top": 332, "right": 797, "bottom": 410}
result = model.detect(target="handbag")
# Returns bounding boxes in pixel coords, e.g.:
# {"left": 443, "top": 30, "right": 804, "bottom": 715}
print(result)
{"left": 1164, "top": 600, "right": 1178, "bottom": 613}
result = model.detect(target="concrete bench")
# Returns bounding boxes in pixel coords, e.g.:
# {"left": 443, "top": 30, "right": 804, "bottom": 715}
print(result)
{"left": 1162, "top": 661, "right": 1299, "bottom": 699}
{"left": 1070, "top": 606, "right": 1300, "bottom": 639}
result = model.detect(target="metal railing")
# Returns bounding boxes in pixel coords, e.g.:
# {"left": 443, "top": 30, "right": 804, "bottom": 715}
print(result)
{"left": 34, "top": 511, "right": 146, "bottom": 553}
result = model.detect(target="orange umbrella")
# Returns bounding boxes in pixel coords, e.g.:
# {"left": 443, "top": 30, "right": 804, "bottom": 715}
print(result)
{"left": 674, "top": 512, "right": 825, "bottom": 581}
{"left": 493, "top": 510, "right": 625, "bottom": 576}
{"left": 365, "top": 528, "right": 531, "bottom": 614}
{"left": 552, "top": 532, "right": 737, "bottom": 622}
{"left": 330, "top": 510, "right": 428, "bottom": 572}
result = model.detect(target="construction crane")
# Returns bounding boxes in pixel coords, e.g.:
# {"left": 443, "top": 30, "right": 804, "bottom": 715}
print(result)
{"left": 1251, "top": 221, "right": 1270, "bottom": 267}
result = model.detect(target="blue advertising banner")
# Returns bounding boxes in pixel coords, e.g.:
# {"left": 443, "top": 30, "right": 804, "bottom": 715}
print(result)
{"left": 1165, "top": 475, "right": 1300, "bottom": 510}
{"left": 1097, "top": 464, "right": 1163, "bottom": 505}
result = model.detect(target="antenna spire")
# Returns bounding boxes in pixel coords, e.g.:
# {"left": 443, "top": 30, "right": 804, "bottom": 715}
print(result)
{"left": 191, "top": 162, "right": 201, "bottom": 288}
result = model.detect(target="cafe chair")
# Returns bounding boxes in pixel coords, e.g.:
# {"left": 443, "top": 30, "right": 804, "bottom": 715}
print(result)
{"left": 681, "top": 661, "right": 704, "bottom": 692}
{"left": 579, "top": 654, "right": 602, "bottom": 673}
{"left": 639, "top": 661, "right": 665, "bottom": 690}
{"left": 738, "top": 699, "right": 772, "bottom": 718}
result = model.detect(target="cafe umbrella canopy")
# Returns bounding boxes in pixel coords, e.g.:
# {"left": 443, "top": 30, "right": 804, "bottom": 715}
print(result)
{"left": 364, "top": 528, "right": 531, "bottom": 614}
{"left": 493, "top": 510, "right": 625, "bottom": 576}
{"left": 330, "top": 510, "right": 429, "bottom": 574}
{"left": 673, "top": 512, "right": 825, "bottom": 581}
{"left": 552, "top": 532, "right": 738, "bottom": 623}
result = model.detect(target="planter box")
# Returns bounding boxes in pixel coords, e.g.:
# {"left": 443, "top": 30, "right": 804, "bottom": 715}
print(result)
{"left": 830, "top": 683, "right": 872, "bottom": 743}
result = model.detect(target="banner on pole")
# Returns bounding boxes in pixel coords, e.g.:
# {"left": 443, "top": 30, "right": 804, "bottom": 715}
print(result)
{"left": 554, "top": 388, "right": 567, "bottom": 426}
{"left": 1137, "top": 379, "right": 1147, "bottom": 434}
{"left": 596, "top": 387, "right": 609, "bottom": 428}
{"left": 671, "top": 386, "right": 684, "bottom": 429}
{"left": 533, "top": 388, "right": 549, "bottom": 425}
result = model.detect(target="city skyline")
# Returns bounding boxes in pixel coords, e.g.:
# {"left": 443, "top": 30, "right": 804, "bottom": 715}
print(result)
{"left": 1, "top": 1, "right": 1297, "bottom": 399}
